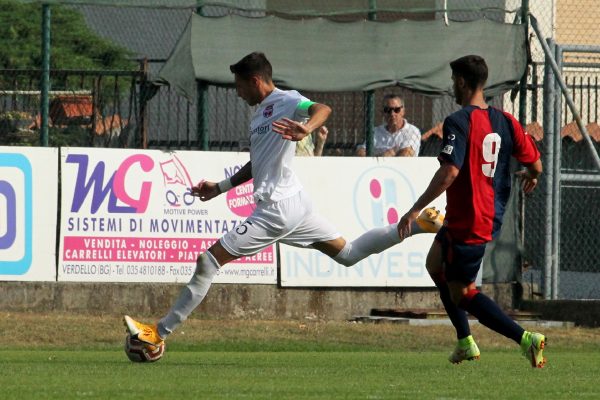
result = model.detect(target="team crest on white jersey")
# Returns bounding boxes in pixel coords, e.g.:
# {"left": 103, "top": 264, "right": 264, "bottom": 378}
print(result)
{"left": 263, "top": 104, "right": 273, "bottom": 118}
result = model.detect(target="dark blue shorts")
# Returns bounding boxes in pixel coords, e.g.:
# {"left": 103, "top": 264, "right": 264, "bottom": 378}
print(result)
{"left": 435, "top": 227, "right": 487, "bottom": 284}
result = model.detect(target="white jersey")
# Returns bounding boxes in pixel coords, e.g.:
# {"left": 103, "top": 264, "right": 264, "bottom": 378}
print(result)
{"left": 249, "top": 87, "right": 311, "bottom": 202}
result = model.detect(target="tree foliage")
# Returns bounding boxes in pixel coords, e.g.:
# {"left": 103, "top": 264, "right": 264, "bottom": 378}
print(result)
{"left": 0, "top": 0, "right": 134, "bottom": 69}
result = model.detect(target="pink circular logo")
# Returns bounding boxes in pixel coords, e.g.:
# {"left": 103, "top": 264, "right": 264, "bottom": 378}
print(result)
{"left": 225, "top": 180, "right": 256, "bottom": 217}
{"left": 387, "top": 207, "right": 399, "bottom": 224}
{"left": 369, "top": 178, "right": 382, "bottom": 199}
{"left": 353, "top": 167, "right": 416, "bottom": 230}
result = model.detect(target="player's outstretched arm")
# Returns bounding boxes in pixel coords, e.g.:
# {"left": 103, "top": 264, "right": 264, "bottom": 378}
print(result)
{"left": 191, "top": 161, "right": 253, "bottom": 201}
{"left": 191, "top": 180, "right": 219, "bottom": 202}
{"left": 230, "top": 161, "right": 253, "bottom": 187}
{"left": 273, "top": 103, "right": 331, "bottom": 141}
{"left": 272, "top": 118, "right": 310, "bottom": 141}
{"left": 398, "top": 162, "right": 459, "bottom": 239}
{"left": 305, "top": 103, "right": 332, "bottom": 133}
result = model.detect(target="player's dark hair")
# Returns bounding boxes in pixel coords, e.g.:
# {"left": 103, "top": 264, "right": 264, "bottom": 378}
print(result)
{"left": 450, "top": 55, "right": 488, "bottom": 90}
{"left": 229, "top": 52, "right": 273, "bottom": 82}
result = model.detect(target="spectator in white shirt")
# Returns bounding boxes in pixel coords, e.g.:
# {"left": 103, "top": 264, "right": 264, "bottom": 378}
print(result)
{"left": 356, "top": 94, "right": 421, "bottom": 157}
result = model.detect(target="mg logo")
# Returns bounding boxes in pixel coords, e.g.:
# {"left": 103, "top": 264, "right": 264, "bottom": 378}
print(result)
{"left": 66, "top": 153, "right": 154, "bottom": 214}
{"left": 352, "top": 166, "right": 416, "bottom": 230}
{"left": 0, "top": 153, "right": 32, "bottom": 275}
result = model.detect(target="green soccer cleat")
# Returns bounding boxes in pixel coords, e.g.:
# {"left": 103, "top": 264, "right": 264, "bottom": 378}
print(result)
{"left": 520, "top": 331, "right": 546, "bottom": 368}
{"left": 449, "top": 335, "right": 480, "bottom": 364}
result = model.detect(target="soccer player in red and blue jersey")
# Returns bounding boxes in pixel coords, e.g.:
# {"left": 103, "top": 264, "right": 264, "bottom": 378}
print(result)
{"left": 398, "top": 55, "right": 546, "bottom": 368}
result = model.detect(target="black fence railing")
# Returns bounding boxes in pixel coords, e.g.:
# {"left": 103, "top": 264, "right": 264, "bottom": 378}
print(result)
{"left": 0, "top": 67, "right": 145, "bottom": 148}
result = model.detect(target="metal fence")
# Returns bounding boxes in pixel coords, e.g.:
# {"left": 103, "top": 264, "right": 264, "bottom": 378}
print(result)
{"left": 518, "top": 1, "right": 600, "bottom": 300}
{"left": 535, "top": 44, "right": 600, "bottom": 300}
{"left": 0, "top": 67, "right": 145, "bottom": 147}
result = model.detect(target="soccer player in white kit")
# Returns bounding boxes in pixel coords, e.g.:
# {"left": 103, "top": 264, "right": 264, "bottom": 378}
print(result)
{"left": 124, "top": 52, "right": 443, "bottom": 347}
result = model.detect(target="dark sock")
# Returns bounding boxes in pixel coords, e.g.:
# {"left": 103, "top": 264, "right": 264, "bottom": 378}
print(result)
{"left": 460, "top": 289, "right": 525, "bottom": 344}
{"left": 432, "top": 273, "right": 471, "bottom": 340}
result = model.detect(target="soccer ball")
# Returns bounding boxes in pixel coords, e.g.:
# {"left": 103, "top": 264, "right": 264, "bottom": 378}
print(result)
{"left": 124, "top": 333, "right": 165, "bottom": 362}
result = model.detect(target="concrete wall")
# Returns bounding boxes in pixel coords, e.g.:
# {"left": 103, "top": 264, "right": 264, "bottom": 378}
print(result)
{"left": 0, "top": 282, "right": 515, "bottom": 320}
{"left": 521, "top": 299, "right": 600, "bottom": 327}
{"left": 6, "top": 282, "right": 599, "bottom": 326}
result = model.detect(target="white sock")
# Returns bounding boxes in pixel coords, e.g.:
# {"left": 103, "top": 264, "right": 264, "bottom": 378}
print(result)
{"left": 411, "top": 219, "right": 426, "bottom": 235}
{"left": 333, "top": 220, "right": 422, "bottom": 267}
{"left": 157, "top": 252, "right": 219, "bottom": 338}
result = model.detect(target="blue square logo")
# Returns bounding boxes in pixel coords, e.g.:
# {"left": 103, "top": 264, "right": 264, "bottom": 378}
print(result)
{"left": 0, "top": 153, "right": 32, "bottom": 275}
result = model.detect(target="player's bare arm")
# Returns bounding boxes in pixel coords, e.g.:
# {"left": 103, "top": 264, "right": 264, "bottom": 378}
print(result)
{"left": 190, "top": 181, "right": 219, "bottom": 201}
{"left": 516, "top": 158, "right": 542, "bottom": 194}
{"left": 305, "top": 103, "right": 331, "bottom": 132}
{"left": 272, "top": 118, "right": 310, "bottom": 141}
{"left": 397, "top": 162, "right": 459, "bottom": 239}
{"left": 273, "top": 103, "right": 331, "bottom": 141}
{"left": 191, "top": 161, "right": 253, "bottom": 201}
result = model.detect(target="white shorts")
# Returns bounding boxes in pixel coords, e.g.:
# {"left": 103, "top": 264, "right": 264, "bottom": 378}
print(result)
{"left": 220, "top": 190, "right": 340, "bottom": 257}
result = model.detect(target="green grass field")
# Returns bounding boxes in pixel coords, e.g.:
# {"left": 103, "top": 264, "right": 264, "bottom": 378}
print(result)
{"left": 1, "top": 313, "right": 599, "bottom": 399}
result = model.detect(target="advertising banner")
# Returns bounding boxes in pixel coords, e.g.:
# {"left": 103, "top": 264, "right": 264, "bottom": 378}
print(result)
{"left": 58, "top": 148, "right": 276, "bottom": 283}
{"left": 0, "top": 146, "right": 58, "bottom": 281}
{"left": 280, "top": 157, "right": 445, "bottom": 287}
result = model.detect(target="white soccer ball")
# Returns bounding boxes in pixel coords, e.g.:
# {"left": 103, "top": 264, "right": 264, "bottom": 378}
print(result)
{"left": 124, "top": 333, "right": 165, "bottom": 362}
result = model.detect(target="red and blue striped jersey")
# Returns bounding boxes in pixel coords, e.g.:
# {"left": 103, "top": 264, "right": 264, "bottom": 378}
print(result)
{"left": 438, "top": 105, "right": 540, "bottom": 244}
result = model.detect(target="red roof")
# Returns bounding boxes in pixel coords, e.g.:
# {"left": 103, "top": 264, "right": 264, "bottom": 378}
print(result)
{"left": 50, "top": 95, "right": 93, "bottom": 122}
{"left": 525, "top": 122, "right": 544, "bottom": 142}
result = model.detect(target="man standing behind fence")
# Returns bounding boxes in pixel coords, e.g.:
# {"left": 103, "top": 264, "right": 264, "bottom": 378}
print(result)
{"left": 356, "top": 94, "right": 421, "bottom": 157}
{"left": 397, "top": 55, "right": 547, "bottom": 368}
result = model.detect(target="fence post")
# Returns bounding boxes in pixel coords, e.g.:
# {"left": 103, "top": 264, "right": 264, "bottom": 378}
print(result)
{"left": 40, "top": 3, "right": 51, "bottom": 147}
{"left": 196, "top": 5, "right": 209, "bottom": 151}
{"left": 552, "top": 44, "right": 563, "bottom": 300}
{"left": 92, "top": 76, "right": 99, "bottom": 144}
{"left": 542, "top": 39, "right": 555, "bottom": 300}
{"left": 197, "top": 81, "right": 209, "bottom": 150}
{"left": 518, "top": 0, "right": 529, "bottom": 127}
{"left": 365, "top": 0, "right": 377, "bottom": 156}
{"left": 139, "top": 58, "right": 149, "bottom": 149}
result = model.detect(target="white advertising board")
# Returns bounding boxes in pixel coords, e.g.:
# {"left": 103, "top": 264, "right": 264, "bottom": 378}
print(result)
{"left": 280, "top": 157, "right": 445, "bottom": 287}
{"left": 58, "top": 148, "right": 276, "bottom": 283}
{"left": 0, "top": 146, "right": 58, "bottom": 281}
